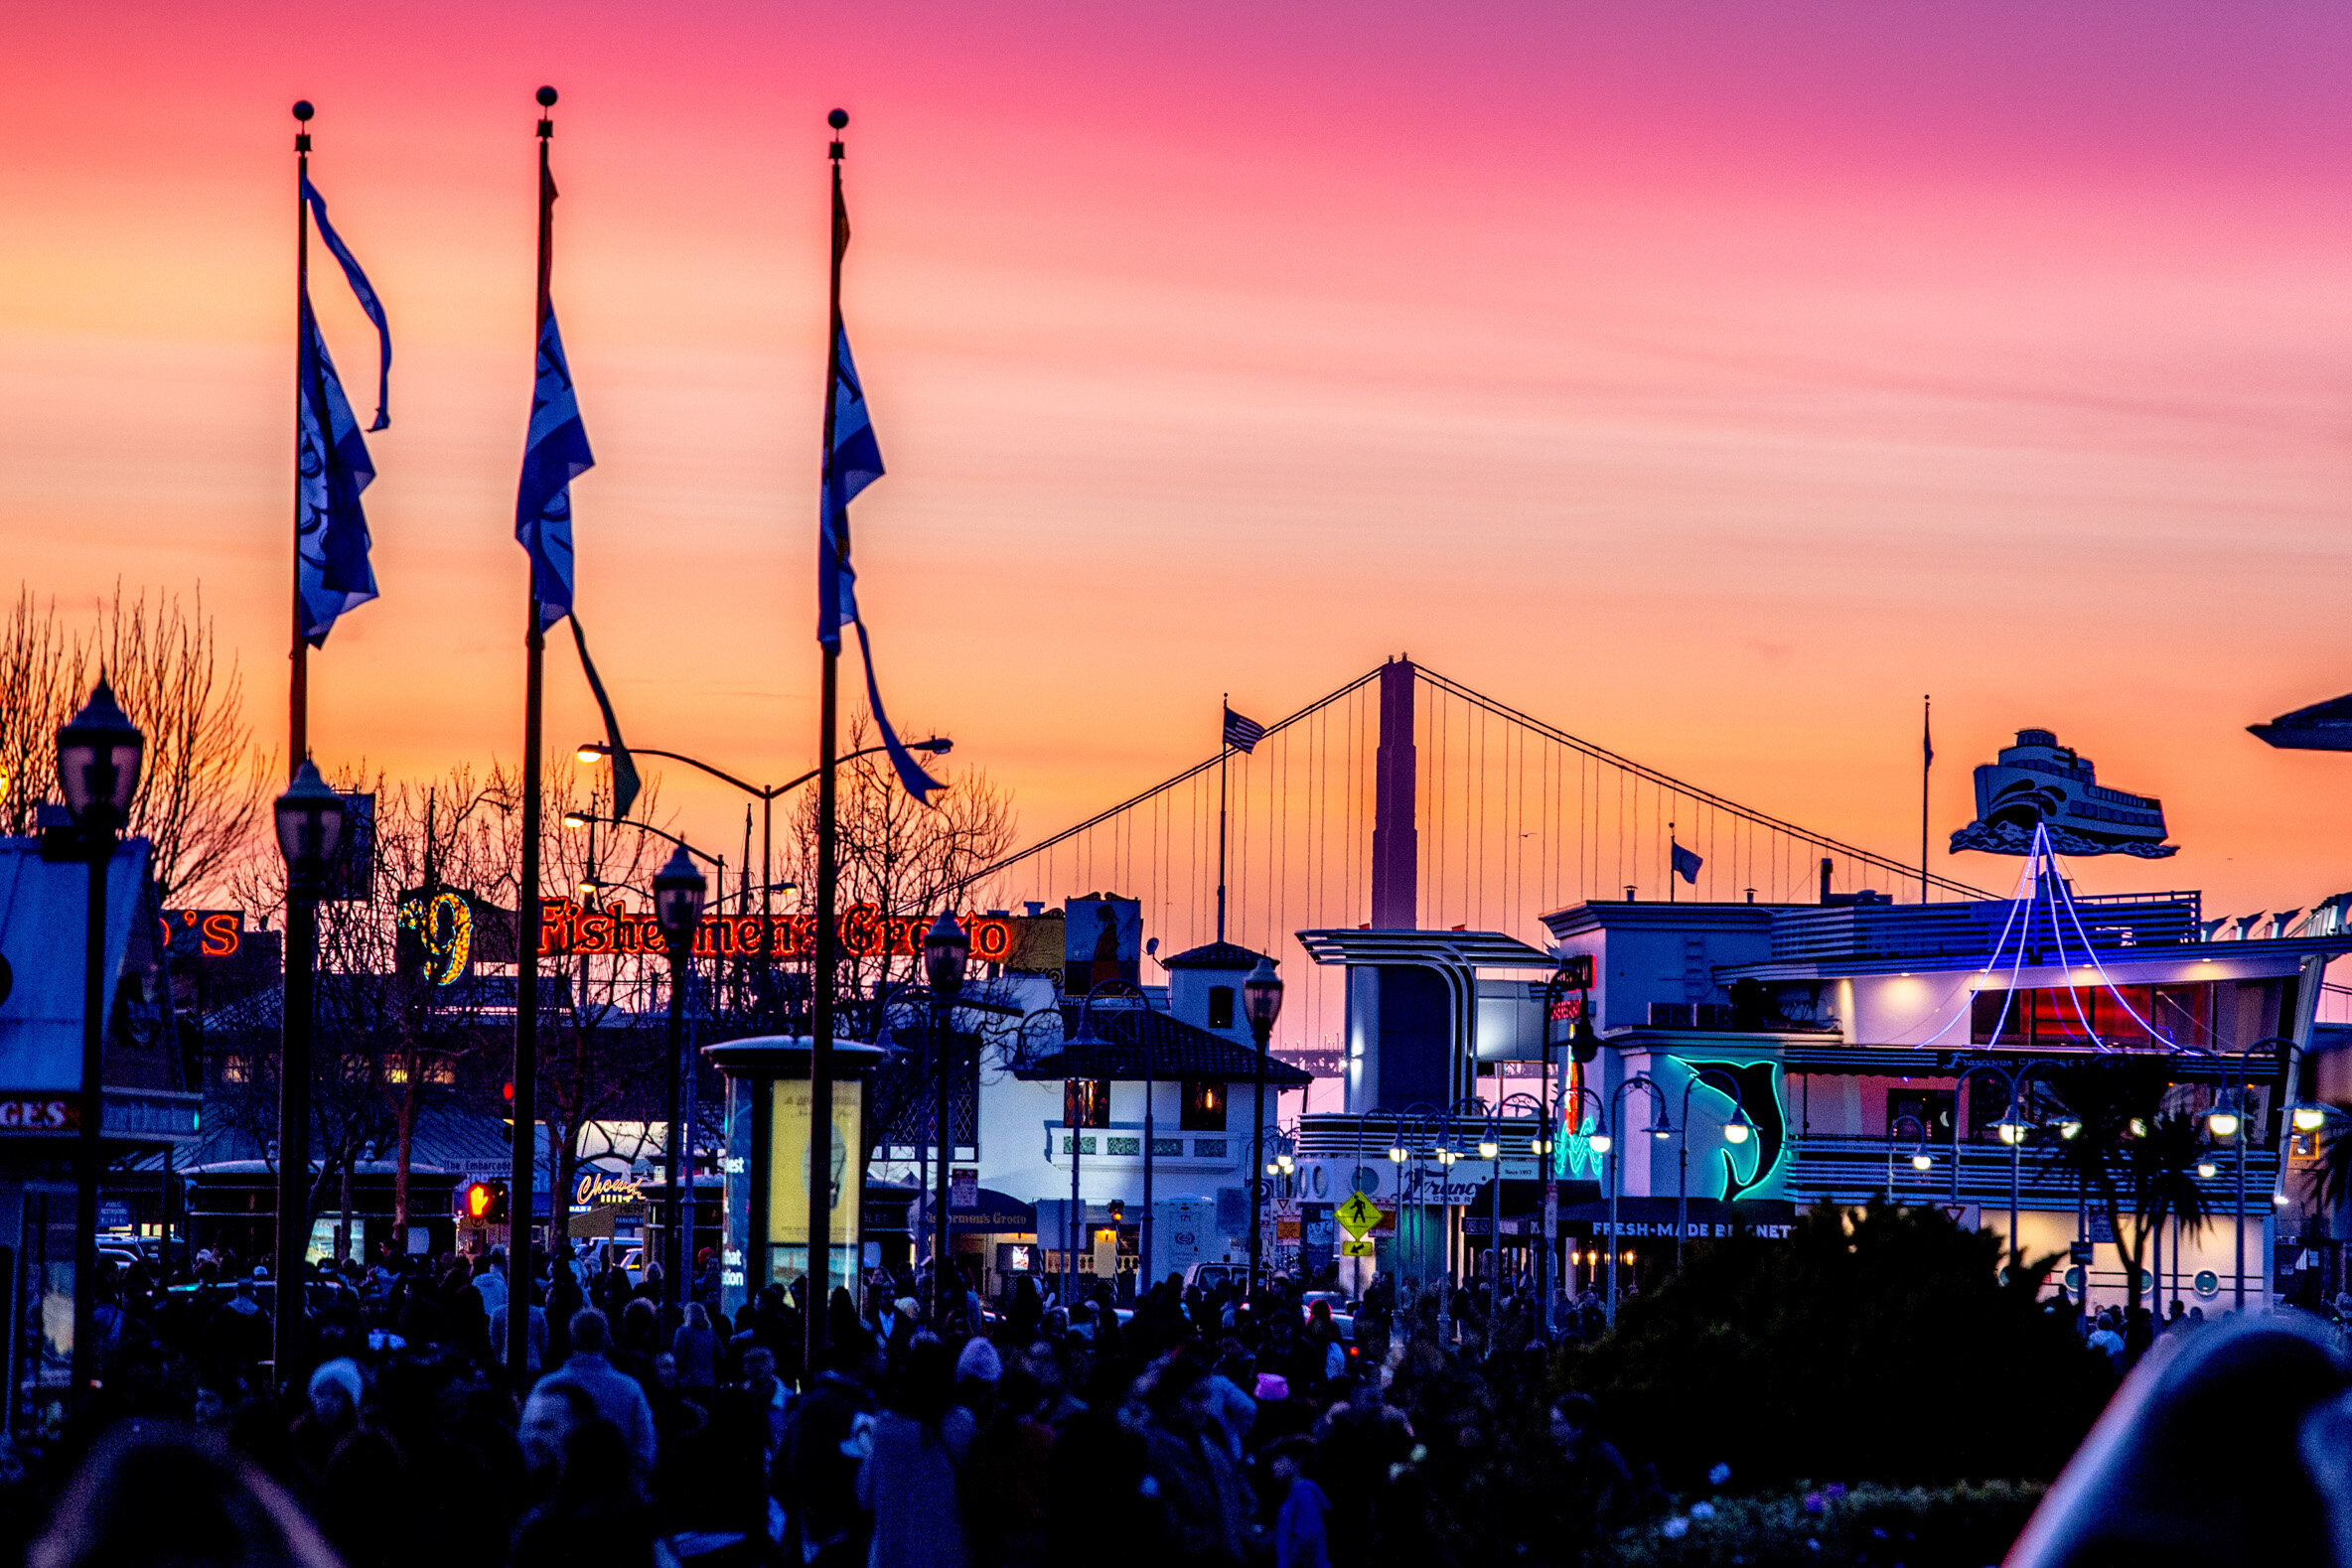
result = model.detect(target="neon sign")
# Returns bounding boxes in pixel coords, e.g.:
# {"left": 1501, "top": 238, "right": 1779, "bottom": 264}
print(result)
{"left": 536, "top": 899, "right": 1016, "bottom": 963}
{"left": 397, "top": 891, "right": 474, "bottom": 987}
{"left": 160, "top": 910, "right": 243, "bottom": 958}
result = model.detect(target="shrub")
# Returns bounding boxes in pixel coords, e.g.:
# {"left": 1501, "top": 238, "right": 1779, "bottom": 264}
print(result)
{"left": 1616, "top": 1481, "right": 2047, "bottom": 1568}
{"left": 1555, "top": 1201, "right": 2113, "bottom": 1487}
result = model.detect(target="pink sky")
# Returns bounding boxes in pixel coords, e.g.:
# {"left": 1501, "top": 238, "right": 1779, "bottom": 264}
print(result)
{"left": 4, "top": 2, "right": 2352, "bottom": 921}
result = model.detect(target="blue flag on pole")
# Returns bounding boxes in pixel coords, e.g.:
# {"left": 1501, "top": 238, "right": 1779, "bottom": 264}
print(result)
{"left": 294, "top": 175, "right": 391, "bottom": 646}
{"left": 1672, "top": 839, "right": 1703, "bottom": 884}
{"left": 515, "top": 309, "right": 594, "bottom": 634}
{"left": 819, "top": 177, "right": 943, "bottom": 805}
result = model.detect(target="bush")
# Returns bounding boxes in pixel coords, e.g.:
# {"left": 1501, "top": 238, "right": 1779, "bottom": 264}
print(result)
{"left": 1615, "top": 1481, "right": 2047, "bottom": 1568}
{"left": 1555, "top": 1201, "right": 2113, "bottom": 1487}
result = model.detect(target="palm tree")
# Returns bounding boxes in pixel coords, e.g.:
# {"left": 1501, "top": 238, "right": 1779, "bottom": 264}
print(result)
{"left": 2042, "top": 1062, "right": 2214, "bottom": 1317}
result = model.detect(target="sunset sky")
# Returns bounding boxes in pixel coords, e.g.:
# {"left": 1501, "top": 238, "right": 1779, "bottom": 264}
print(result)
{"left": 5, "top": 2, "right": 2352, "bottom": 926}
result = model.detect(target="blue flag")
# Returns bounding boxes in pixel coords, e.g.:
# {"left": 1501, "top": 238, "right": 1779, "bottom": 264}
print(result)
{"left": 515, "top": 308, "right": 594, "bottom": 633}
{"left": 818, "top": 326, "right": 882, "bottom": 651}
{"left": 294, "top": 176, "right": 392, "bottom": 646}
{"left": 818, "top": 178, "right": 944, "bottom": 806}
{"left": 1672, "top": 840, "right": 1703, "bottom": 885}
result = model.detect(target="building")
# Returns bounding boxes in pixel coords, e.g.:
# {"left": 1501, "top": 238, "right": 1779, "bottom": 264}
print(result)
{"left": 1296, "top": 862, "right": 2352, "bottom": 1314}
{"left": 0, "top": 836, "right": 199, "bottom": 1437}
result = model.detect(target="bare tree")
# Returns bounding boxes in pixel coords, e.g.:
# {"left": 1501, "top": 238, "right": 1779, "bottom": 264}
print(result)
{"left": 0, "top": 588, "right": 87, "bottom": 838}
{"left": 0, "top": 582, "right": 270, "bottom": 905}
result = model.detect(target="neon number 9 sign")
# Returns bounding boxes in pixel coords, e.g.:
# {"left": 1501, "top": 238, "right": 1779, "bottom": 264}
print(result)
{"left": 398, "top": 891, "right": 473, "bottom": 987}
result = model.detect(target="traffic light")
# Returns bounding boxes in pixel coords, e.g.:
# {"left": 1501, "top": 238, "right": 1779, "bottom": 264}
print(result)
{"left": 465, "top": 1180, "right": 509, "bottom": 1224}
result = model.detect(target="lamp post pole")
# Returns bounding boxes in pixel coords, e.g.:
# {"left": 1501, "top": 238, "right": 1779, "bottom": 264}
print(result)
{"left": 1244, "top": 957, "right": 1284, "bottom": 1289}
{"left": 270, "top": 759, "right": 345, "bottom": 1387}
{"left": 1676, "top": 1068, "right": 1751, "bottom": 1273}
{"left": 924, "top": 912, "right": 970, "bottom": 1316}
{"left": 653, "top": 845, "right": 708, "bottom": 1319}
{"left": 55, "top": 678, "right": 144, "bottom": 1404}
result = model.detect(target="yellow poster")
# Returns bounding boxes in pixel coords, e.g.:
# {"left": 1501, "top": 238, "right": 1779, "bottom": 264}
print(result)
{"left": 769, "top": 1078, "right": 862, "bottom": 1250}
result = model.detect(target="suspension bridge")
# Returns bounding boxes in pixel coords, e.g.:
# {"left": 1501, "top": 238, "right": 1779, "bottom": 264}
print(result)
{"left": 963, "top": 658, "right": 1989, "bottom": 1071}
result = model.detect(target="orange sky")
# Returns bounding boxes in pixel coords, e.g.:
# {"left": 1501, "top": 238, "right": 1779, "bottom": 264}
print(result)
{"left": 5, "top": 2, "right": 2352, "bottom": 925}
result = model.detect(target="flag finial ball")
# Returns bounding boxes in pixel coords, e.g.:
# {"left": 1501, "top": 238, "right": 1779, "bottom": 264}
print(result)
{"left": 292, "top": 101, "right": 314, "bottom": 121}
{"left": 537, "top": 85, "right": 558, "bottom": 107}
{"left": 828, "top": 108, "right": 848, "bottom": 129}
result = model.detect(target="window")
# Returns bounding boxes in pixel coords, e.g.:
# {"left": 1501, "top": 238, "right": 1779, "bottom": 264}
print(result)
{"left": 1181, "top": 1079, "right": 1228, "bottom": 1131}
{"left": 1208, "top": 986, "right": 1236, "bottom": 1030}
{"left": 1888, "top": 1088, "right": 1955, "bottom": 1142}
{"left": 1064, "top": 1078, "right": 1110, "bottom": 1129}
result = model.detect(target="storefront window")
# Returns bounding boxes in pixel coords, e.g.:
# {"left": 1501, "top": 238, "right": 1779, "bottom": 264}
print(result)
{"left": 1180, "top": 1079, "right": 1227, "bottom": 1131}
{"left": 1064, "top": 1078, "right": 1110, "bottom": 1129}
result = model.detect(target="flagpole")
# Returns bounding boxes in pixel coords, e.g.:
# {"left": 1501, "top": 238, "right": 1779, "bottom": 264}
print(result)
{"left": 1920, "top": 694, "right": 1932, "bottom": 905}
{"left": 1217, "top": 698, "right": 1229, "bottom": 942}
{"left": 290, "top": 102, "right": 314, "bottom": 776}
{"left": 510, "top": 84, "right": 558, "bottom": 1383}
{"left": 808, "top": 108, "right": 850, "bottom": 1379}
{"left": 1668, "top": 822, "right": 1677, "bottom": 905}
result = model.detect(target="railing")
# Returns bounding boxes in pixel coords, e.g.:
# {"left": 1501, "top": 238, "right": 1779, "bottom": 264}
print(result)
{"left": 1295, "top": 1112, "right": 1549, "bottom": 1161}
{"left": 1043, "top": 1121, "right": 1227, "bottom": 1162}
{"left": 1785, "top": 1135, "right": 2277, "bottom": 1209}
{"left": 1771, "top": 891, "right": 2201, "bottom": 964}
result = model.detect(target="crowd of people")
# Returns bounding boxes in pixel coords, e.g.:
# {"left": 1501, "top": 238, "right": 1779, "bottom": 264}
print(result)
{"left": 7, "top": 1242, "right": 1656, "bottom": 1568}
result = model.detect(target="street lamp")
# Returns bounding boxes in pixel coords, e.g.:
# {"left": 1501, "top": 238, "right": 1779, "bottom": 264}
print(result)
{"left": 1243, "top": 955, "right": 1283, "bottom": 1287}
{"left": 923, "top": 910, "right": 969, "bottom": 1307}
{"left": 57, "top": 678, "right": 143, "bottom": 1402}
{"left": 574, "top": 736, "right": 949, "bottom": 1030}
{"left": 2211, "top": 1037, "right": 2295, "bottom": 1312}
{"left": 270, "top": 757, "right": 343, "bottom": 1386}
{"left": 1675, "top": 1067, "right": 1752, "bottom": 1272}
{"left": 653, "top": 844, "right": 706, "bottom": 1314}
{"left": 1605, "top": 1074, "right": 1671, "bottom": 1325}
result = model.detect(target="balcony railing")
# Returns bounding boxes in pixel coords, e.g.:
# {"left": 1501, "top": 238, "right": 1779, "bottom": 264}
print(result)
{"left": 1044, "top": 1121, "right": 1230, "bottom": 1163}
{"left": 1785, "top": 1134, "right": 2278, "bottom": 1209}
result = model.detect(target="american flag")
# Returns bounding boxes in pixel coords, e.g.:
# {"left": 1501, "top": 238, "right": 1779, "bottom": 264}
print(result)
{"left": 1223, "top": 705, "right": 1265, "bottom": 755}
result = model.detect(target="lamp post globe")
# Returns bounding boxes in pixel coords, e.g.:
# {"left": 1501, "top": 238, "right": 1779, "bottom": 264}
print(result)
{"left": 1244, "top": 956, "right": 1283, "bottom": 1039}
{"left": 57, "top": 676, "right": 145, "bottom": 833}
{"left": 1723, "top": 1118, "right": 1752, "bottom": 1146}
{"left": 924, "top": 910, "right": 970, "bottom": 1000}
{"left": 274, "top": 760, "right": 348, "bottom": 891}
{"left": 653, "top": 845, "right": 707, "bottom": 950}
{"left": 2207, "top": 1103, "right": 2242, "bottom": 1141}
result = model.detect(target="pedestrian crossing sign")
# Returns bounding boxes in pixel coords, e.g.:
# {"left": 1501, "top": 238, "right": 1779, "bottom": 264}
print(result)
{"left": 1336, "top": 1192, "right": 1384, "bottom": 1238}
{"left": 1341, "top": 1237, "right": 1376, "bottom": 1258}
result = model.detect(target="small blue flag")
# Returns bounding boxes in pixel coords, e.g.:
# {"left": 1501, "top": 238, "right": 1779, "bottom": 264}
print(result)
{"left": 818, "top": 327, "right": 882, "bottom": 652}
{"left": 1673, "top": 839, "right": 1703, "bottom": 885}
{"left": 816, "top": 174, "right": 943, "bottom": 806}
{"left": 515, "top": 309, "right": 594, "bottom": 633}
{"left": 294, "top": 176, "right": 392, "bottom": 646}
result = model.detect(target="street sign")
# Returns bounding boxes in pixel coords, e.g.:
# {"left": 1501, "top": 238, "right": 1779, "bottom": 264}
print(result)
{"left": 952, "top": 1168, "right": 978, "bottom": 1209}
{"left": 2086, "top": 1211, "right": 2117, "bottom": 1244}
{"left": 2069, "top": 1241, "right": 2095, "bottom": 1264}
{"left": 1336, "top": 1191, "right": 1385, "bottom": 1237}
{"left": 1937, "top": 1204, "right": 1980, "bottom": 1231}
{"left": 1341, "top": 1237, "right": 1376, "bottom": 1258}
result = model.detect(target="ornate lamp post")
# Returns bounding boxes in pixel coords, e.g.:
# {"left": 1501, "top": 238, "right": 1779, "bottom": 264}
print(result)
{"left": 653, "top": 845, "right": 707, "bottom": 1314}
{"left": 923, "top": 910, "right": 969, "bottom": 1309}
{"left": 56, "top": 678, "right": 143, "bottom": 1401}
{"left": 271, "top": 758, "right": 344, "bottom": 1384}
{"left": 1243, "top": 955, "right": 1284, "bottom": 1286}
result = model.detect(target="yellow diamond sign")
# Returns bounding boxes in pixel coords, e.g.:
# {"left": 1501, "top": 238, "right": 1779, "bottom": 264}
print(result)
{"left": 1336, "top": 1191, "right": 1385, "bottom": 1238}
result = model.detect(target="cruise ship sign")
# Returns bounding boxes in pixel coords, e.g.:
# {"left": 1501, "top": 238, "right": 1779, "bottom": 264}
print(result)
{"left": 1949, "top": 729, "right": 2175, "bottom": 859}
